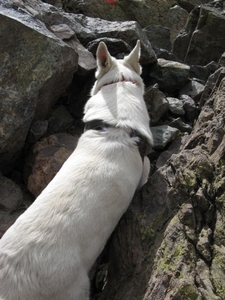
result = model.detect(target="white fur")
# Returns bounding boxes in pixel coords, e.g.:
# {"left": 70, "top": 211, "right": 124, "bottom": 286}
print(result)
{"left": 0, "top": 41, "right": 153, "bottom": 300}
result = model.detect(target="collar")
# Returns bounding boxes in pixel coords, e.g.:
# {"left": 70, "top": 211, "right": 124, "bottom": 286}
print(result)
{"left": 101, "top": 76, "right": 137, "bottom": 88}
{"left": 84, "top": 119, "right": 110, "bottom": 132}
{"left": 84, "top": 119, "right": 150, "bottom": 159}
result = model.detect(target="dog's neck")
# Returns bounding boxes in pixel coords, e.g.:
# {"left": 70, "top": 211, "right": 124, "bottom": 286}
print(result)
{"left": 84, "top": 119, "right": 151, "bottom": 159}
{"left": 101, "top": 76, "right": 137, "bottom": 89}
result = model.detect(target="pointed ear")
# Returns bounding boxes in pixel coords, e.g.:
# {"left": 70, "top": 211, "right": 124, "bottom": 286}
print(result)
{"left": 124, "top": 40, "right": 141, "bottom": 74}
{"left": 96, "top": 42, "right": 113, "bottom": 74}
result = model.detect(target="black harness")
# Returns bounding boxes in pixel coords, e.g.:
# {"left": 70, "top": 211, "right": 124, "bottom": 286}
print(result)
{"left": 84, "top": 119, "right": 151, "bottom": 159}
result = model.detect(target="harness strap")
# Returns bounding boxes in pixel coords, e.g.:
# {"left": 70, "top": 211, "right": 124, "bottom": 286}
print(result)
{"left": 84, "top": 120, "right": 151, "bottom": 159}
{"left": 84, "top": 120, "right": 110, "bottom": 131}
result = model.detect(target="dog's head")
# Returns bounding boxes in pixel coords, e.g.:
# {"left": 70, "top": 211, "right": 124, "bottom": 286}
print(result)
{"left": 91, "top": 41, "right": 144, "bottom": 95}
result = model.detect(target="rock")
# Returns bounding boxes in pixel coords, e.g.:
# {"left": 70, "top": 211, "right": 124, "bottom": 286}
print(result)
{"left": 25, "top": 133, "right": 79, "bottom": 197}
{"left": 72, "top": 15, "right": 157, "bottom": 65}
{"left": 147, "top": 58, "right": 190, "bottom": 93}
{"left": 68, "top": 72, "right": 96, "bottom": 120}
{"left": 190, "top": 62, "right": 219, "bottom": 84}
{"left": 196, "top": 226, "right": 213, "bottom": 262}
{"left": 0, "top": 3, "right": 78, "bottom": 171}
{"left": 49, "top": 23, "right": 75, "bottom": 40}
{"left": 179, "top": 79, "right": 205, "bottom": 101}
{"left": 176, "top": 0, "right": 196, "bottom": 12}
{"left": 168, "top": 117, "right": 193, "bottom": 133}
{"left": 87, "top": 38, "right": 131, "bottom": 59}
{"left": 180, "top": 94, "right": 200, "bottom": 122}
{"left": 173, "top": 6, "right": 201, "bottom": 62}
{"left": 151, "top": 125, "right": 180, "bottom": 150}
{"left": 146, "top": 216, "right": 199, "bottom": 300}
{"left": 0, "top": 176, "right": 23, "bottom": 212}
{"left": 196, "top": 259, "right": 219, "bottom": 300}
{"left": 62, "top": 0, "right": 133, "bottom": 22}
{"left": 143, "top": 25, "right": 171, "bottom": 51}
{"left": 200, "top": 67, "right": 225, "bottom": 107}
{"left": 48, "top": 105, "right": 74, "bottom": 134}
{"left": 153, "top": 48, "right": 177, "bottom": 61}
{"left": 42, "top": 0, "right": 62, "bottom": 8}
{"left": 49, "top": 23, "right": 96, "bottom": 75}
{"left": 144, "top": 85, "right": 169, "bottom": 125}
{"left": 156, "top": 136, "right": 183, "bottom": 168}
{"left": 167, "top": 97, "right": 185, "bottom": 115}
{"left": 173, "top": 5, "right": 225, "bottom": 65}
{"left": 219, "top": 52, "right": 225, "bottom": 66}
{"left": 28, "top": 120, "right": 49, "bottom": 143}
{"left": 166, "top": 4, "right": 189, "bottom": 43}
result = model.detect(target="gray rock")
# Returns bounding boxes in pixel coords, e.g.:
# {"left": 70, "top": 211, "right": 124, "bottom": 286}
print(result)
{"left": 179, "top": 80, "right": 205, "bottom": 101}
{"left": 148, "top": 58, "right": 190, "bottom": 92}
{"left": 173, "top": 5, "right": 225, "bottom": 65}
{"left": 190, "top": 62, "right": 219, "bottom": 83}
{"left": 50, "top": 24, "right": 96, "bottom": 75}
{"left": 196, "top": 226, "right": 213, "bottom": 262}
{"left": 49, "top": 23, "right": 75, "bottom": 40}
{"left": 200, "top": 67, "right": 225, "bottom": 107}
{"left": 168, "top": 117, "right": 193, "bottom": 133}
{"left": 87, "top": 38, "right": 132, "bottom": 59}
{"left": 219, "top": 52, "right": 225, "bottom": 66}
{"left": 180, "top": 94, "right": 200, "bottom": 122}
{"left": 196, "top": 259, "right": 218, "bottom": 300}
{"left": 156, "top": 136, "right": 183, "bottom": 168}
{"left": 48, "top": 105, "right": 74, "bottom": 134}
{"left": 143, "top": 25, "right": 171, "bottom": 51}
{"left": 28, "top": 120, "right": 49, "bottom": 143}
{"left": 153, "top": 48, "right": 177, "bottom": 61}
{"left": 166, "top": 4, "right": 189, "bottom": 43}
{"left": 144, "top": 85, "right": 169, "bottom": 125}
{"left": 0, "top": 176, "right": 23, "bottom": 212}
{"left": 151, "top": 125, "right": 180, "bottom": 150}
{"left": 0, "top": 3, "right": 78, "bottom": 170}
{"left": 167, "top": 97, "right": 185, "bottom": 115}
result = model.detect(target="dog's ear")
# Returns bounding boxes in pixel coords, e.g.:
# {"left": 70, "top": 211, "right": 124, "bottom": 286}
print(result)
{"left": 96, "top": 42, "right": 113, "bottom": 78}
{"left": 124, "top": 40, "right": 141, "bottom": 75}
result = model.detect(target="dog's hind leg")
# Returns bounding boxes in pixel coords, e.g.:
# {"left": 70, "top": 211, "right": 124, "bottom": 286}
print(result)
{"left": 139, "top": 156, "right": 150, "bottom": 188}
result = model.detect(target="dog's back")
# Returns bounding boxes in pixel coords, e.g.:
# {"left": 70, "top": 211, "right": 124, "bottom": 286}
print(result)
{"left": 0, "top": 41, "right": 153, "bottom": 300}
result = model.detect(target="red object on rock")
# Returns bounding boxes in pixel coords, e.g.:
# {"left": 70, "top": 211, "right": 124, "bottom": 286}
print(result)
{"left": 105, "top": 0, "right": 117, "bottom": 5}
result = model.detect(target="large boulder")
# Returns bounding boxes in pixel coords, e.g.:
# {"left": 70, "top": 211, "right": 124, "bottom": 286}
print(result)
{"left": 143, "top": 25, "right": 171, "bottom": 51}
{"left": 0, "top": 3, "right": 78, "bottom": 171}
{"left": 173, "top": 5, "right": 225, "bottom": 65}
{"left": 146, "top": 58, "right": 190, "bottom": 93}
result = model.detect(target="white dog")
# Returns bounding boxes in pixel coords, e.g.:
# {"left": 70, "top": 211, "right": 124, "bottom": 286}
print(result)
{"left": 0, "top": 40, "right": 153, "bottom": 300}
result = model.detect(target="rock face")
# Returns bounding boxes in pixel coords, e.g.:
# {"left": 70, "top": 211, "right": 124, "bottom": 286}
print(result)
{"left": 0, "top": 3, "right": 78, "bottom": 170}
{"left": 98, "top": 70, "right": 225, "bottom": 300}
{"left": 0, "top": 0, "right": 225, "bottom": 299}
{"left": 173, "top": 4, "right": 225, "bottom": 65}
